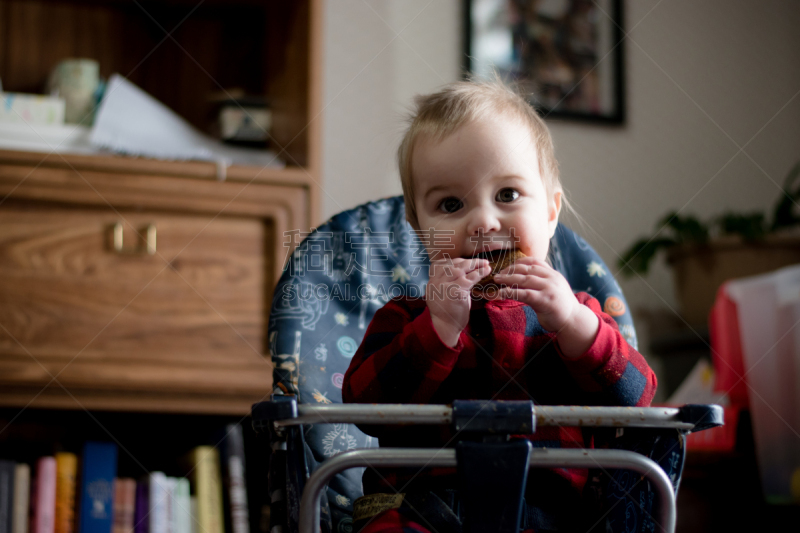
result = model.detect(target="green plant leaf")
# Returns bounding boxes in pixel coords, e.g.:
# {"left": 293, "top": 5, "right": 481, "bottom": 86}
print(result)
{"left": 719, "top": 212, "right": 766, "bottom": 241}
{"left": 620, "top": 160, "right": 799, "bottom": 279}
{"left": 772, "top": 160, "right": 800, "bottom": 231}
{"left": 618, "top": 237, "right": 678, "bottom": 277}
{"left": 657, "top": 211, "right": 709, "bottom": 244}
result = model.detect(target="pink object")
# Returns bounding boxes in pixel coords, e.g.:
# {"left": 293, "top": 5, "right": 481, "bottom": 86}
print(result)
{"left": 31, "top": 457, "right": 57, "bottom": 533}
{"left": 708, "top": 284, "right": 749, "bottom": 407}
{"left": 676, "top": 282, "right": 750, "bottom": 454}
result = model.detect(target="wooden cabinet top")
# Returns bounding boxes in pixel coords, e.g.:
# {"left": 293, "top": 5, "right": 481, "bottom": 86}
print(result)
{"left": 0, "top": 0, "right": 323, "bottom": 415}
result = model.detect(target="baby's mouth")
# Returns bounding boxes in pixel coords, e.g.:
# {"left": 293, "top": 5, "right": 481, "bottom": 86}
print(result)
{"left": 471, "top": 249, "right": 511, "bottom": 262}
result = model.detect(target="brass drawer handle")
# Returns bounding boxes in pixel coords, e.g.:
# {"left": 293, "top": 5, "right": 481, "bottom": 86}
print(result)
{"left": 112, "top": 223, "right": 156, "bottom": 255}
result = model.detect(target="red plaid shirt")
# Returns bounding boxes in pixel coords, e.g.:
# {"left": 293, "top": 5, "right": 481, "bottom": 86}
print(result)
{"left": 343, "top": 293, "right": 656, "bottom": 497}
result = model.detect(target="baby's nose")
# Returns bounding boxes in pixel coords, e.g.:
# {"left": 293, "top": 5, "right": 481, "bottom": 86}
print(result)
{"left": 466, "top": 206, "right": 501, "bottom": 237}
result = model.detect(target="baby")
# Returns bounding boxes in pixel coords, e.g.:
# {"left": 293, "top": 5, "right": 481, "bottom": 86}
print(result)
{"left": 342, "top": 79, "right": 656, "bottom": 533}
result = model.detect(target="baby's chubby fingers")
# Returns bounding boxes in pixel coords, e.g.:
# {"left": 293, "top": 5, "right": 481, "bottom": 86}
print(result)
{"left": 493, "top": 272, "right": 549, "bottom": 291}
{"left": 496, "top": 257, "right": 552, "bottom": 275}
{"left": 497, "top": 286, "right": 524, "bottom": 300}
{"left": 463, "top": 261, "right": 492, "bottom": 281}
{"left": 451, "top": 260, "right": 492, "bottom": 290}
{"left": 430, "top": 257, "right": 490, "bottom": 280}
{"left": 495, "top": 258, "right": 556, "bottom": 286}
{"left": 497, "top": 284, "right": 557, "bottom": 308}
{"left": 496, "top": 286, "right": 540, "bottom": 307}
{"left": 494, "top": 263, "right": 545, "bottom": 284}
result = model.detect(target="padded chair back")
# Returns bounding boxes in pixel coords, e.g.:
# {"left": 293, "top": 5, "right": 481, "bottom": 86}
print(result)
{"left": 267, "top": 196, "right": 638, "bottom": 532}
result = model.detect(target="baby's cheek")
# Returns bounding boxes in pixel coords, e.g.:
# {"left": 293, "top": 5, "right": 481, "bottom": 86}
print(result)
{"left": 527, "top": 244, "right": 550, "bottom": 263}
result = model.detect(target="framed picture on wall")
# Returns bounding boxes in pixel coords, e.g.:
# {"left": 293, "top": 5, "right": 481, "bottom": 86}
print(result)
{"left": 464, "top": 0, "right": 625, "bottom": 123}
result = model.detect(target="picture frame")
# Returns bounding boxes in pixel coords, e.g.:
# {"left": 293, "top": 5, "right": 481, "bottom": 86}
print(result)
{"left": 464, "top": 0, "right": 625, "bottom": 124}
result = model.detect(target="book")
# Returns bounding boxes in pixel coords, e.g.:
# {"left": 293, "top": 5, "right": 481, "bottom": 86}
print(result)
{"left": 186, "top": 448, "right": 222, "bottom": 533}
{"left": 111, "top": 479, "right": 135, "bottom": 533}
{"left": 32, "top": 457, "right": 57, "bottom": 533}
{"left": 187, "top": 499, "right": 196, "bottom": 533}
{"left": 0, "top": 460, "right": 14, "bottom": 533}
{"left": 163, "top": 478, "right": 175, "bottom": 533}
{"left": 170, "top": 480, "right": 189, "bottom": 533}
{"left": 220, "top": 425, "right": 249, "bottom": 533}
{"left": 77, "top": 443, "right": 117, "bottom": 533}
{"left": 12, "top": 464, "right": 29, "bottom": 533}
{"left": 132, "top": 483, "right": 147, "bottom": 533}
{"left": 55, "top": 453, "right": 77, "bottom": 533}
{"left": 147, "top": 473, "right": 168, "bottom": 533}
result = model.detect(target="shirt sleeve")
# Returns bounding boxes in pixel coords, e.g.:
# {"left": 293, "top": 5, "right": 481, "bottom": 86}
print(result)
{"left": 342, "top": 297, "right": 464, "bottom": 405}
{"left": 557, "top": 292, "right": 657, "bottom": 407}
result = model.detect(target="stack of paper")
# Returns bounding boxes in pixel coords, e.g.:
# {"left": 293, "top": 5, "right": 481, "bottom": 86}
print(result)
{"left": 90, "top": 75, "right": 283, "bottom": 169}
{"left": 0, "top": 74, "right": 284, "bottom": 170}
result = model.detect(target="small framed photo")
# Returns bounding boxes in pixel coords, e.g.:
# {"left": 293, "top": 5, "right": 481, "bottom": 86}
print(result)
{"left": 465, "top": 0, "right": 625, "bottom": 123}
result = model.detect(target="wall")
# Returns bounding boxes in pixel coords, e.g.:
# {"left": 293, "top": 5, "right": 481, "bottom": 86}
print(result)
{"left": 322, "top": 0, "right": 463, "bottom": 218}
{"left": 322, "top": 0, "right": 800, "bottom": 329}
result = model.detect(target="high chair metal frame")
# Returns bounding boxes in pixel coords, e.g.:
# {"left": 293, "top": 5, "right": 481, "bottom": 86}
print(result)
{"left": 253, "top": 398, "right": 723, "bottom": 533}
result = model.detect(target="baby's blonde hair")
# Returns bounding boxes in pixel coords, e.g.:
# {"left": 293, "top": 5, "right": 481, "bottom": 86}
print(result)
{"left": 398, "top": 78, "right": 561, "bottom": 228}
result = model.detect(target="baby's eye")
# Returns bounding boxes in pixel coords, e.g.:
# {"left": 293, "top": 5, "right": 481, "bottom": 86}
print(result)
{"left": 438, "top": 197, "right": 463, "bottom": 214}
{"left": 496, "top": 188, "right": 520, "bottom": 203}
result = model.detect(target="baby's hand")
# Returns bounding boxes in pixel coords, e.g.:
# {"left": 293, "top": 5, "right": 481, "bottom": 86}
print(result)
{"left": 494, "top": 258, "right": 599, "bottom": 358}
{"left": 426, "top": 257, "right": 491, "bottom": 347}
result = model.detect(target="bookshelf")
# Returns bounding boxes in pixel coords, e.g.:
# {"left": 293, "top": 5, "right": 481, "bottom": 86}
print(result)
{"left": 0, "top": 0, "right": 323, "bottom": 415}
{"left": 0, "top": 408, "right": 271, "bottom": 533}
{"left": 0, "top": 2, "right": 322, "bottom": 531}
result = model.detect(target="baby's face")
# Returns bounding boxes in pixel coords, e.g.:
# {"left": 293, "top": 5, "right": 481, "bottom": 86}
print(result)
{"left": 411, "top": 113, "right": 561, "bottom": 264}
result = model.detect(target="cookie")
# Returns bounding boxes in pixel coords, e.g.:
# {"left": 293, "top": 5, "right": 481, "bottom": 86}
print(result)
{"left": 471, "top": 248, "right": 526, "bottom": 298}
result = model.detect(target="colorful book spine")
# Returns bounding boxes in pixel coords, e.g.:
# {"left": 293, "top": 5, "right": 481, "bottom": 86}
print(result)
{"left": 32, "top": 457, "right": 57, "bottom": 533}
{"left": 12, "top": 464, "right": 30, "bottom": 533}
{"left": 187, "top": 499, "right": 196, "bottom": 533}
{"left": 188, "top": 448, "right": 222, "bottom": 533}
{"left": 132, "top": 482, "right": 148, "bottom": 533}
{"left": 77, "top": 443, "right": 117, "bottom": 533}
{"left": 163, "top": 477, "right": 175, "bottom": 533}
{"left": 111, "top": 479, "right": 135, "bottom": 533}
{"left": 55, "top": 453, "right": 77, "bottom": 533}
{"left": 0, "top": 460, "right": 14, "bottom": 533}
{"left": 221, "top": 425, "right": 249, "bottom": 533}
{"left": 169, "top": 480, "right": 189, "bottom": 533}
{"left": 147, "top": 473, "right": 168, "bottom": 533}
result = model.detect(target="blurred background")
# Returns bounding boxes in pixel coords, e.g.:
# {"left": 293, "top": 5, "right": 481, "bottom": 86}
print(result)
{"left": 322, "top": 0, "right": 800, "bottom": 337}
{"left": 1, "top": 1, "right": 798, "bottom": 532}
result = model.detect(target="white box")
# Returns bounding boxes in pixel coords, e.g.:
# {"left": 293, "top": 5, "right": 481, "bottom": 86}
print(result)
{"left": 219, "top": 106, "right": 271, "bottom": 141}
{"left": 727, "top": 264, "right": 800, "bottom": 503}
{"left": 0, "top": 93, "right": 66, "bottom": 125}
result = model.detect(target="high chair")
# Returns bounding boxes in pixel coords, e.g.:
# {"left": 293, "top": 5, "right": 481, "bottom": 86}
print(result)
{"left": 254, "top": 196, "right": 722, "bottom": 533}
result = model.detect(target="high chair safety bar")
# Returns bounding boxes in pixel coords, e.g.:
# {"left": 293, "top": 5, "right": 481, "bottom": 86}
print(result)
{"left": 252, "top": 399, "right": 721, "bottom": 432}
{"left": 298, "top": 448, "right": 676, "bottom": 533}
{"left": 259, "top": 404, "right": 707, "bottom": 431}
{"left": 253, "top": 399, "right": 723, "bottom": 533}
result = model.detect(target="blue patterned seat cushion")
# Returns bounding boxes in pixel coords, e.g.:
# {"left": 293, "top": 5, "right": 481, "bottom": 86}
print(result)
{"left": 267, "top": 196, "right": 637, "bottom": 531}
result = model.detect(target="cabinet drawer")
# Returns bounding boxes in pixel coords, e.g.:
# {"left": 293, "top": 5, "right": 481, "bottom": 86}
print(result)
{"left": 0, "top": 204, "right": 274, "bottom": 413}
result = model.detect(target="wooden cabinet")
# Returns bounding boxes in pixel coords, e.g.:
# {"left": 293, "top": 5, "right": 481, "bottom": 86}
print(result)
{"left": 0, "top": 0, "right": 322, "bottom": 416}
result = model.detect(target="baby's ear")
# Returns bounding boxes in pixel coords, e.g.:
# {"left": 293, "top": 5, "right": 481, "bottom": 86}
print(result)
{"left": 548, "top": 191, "right": 562, "bottom": 237}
